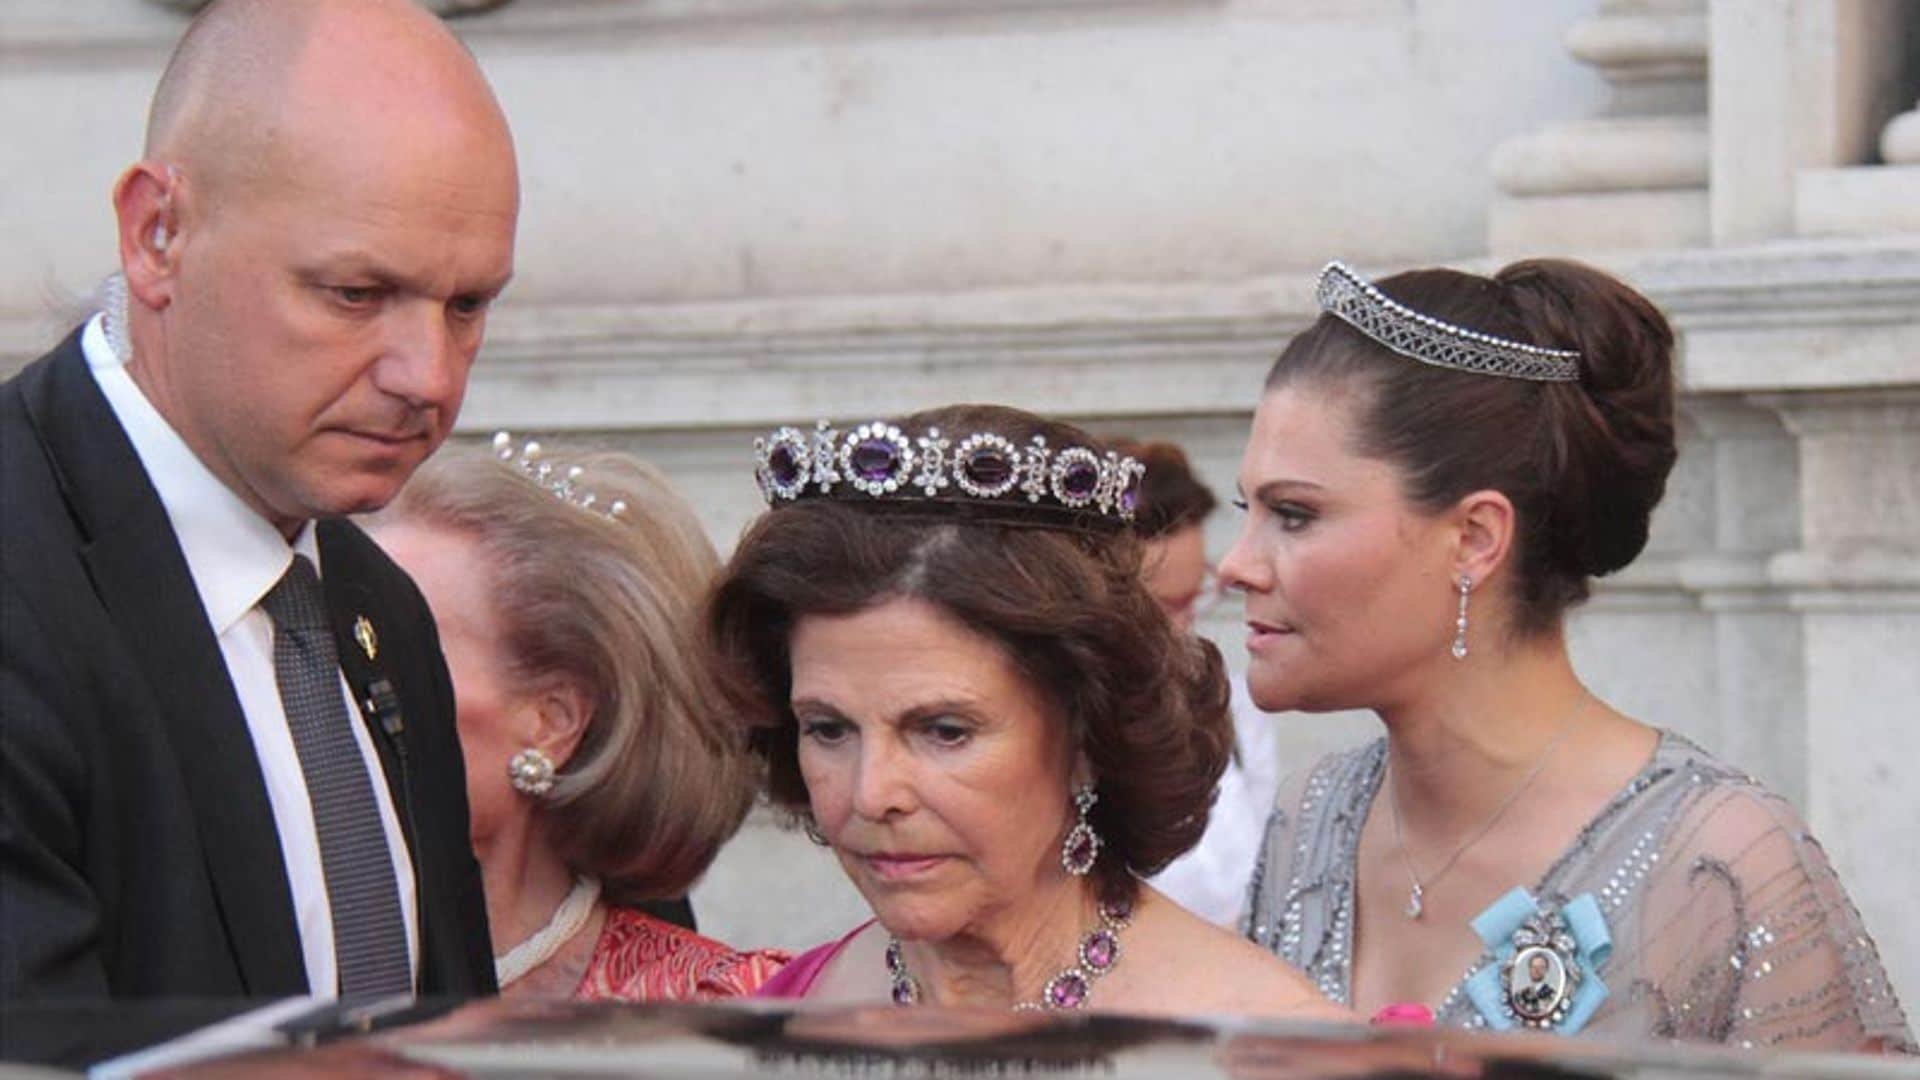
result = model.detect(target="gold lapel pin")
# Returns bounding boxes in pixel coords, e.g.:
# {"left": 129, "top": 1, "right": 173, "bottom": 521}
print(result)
{"left": 352, "top": 615, "right": 378, "bottom": 662}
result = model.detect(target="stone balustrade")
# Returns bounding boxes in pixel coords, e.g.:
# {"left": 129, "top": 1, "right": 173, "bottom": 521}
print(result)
{"left": 1489, "top": 0, "right": 1710, "bottom": 255}
{"left": 1796, "top": 84, "right": 1920, "bottom": 236}
{"left": 1886, "top": 98, "right": 1920, "bottom": 164}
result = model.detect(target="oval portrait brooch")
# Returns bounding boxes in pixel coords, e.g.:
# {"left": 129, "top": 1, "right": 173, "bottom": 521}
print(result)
{"left": 1464, "top": 888, "right": 1612, "bottom": 1034}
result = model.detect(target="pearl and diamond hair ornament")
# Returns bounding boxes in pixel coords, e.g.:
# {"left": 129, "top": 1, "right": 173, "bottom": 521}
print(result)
{"left": 492, "top": 432, "right": 630, "bottom": 523}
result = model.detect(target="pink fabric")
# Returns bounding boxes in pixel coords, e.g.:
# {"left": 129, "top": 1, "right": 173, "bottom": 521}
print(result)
{"left": 1370, "top": 1002, "right": 1436, "bottom": 1026}
{"left": 753, "top": 921, "right": 873, "bottom": 1000}
{"left": 573, "top": 906, "right": 790, "bottom": 1002}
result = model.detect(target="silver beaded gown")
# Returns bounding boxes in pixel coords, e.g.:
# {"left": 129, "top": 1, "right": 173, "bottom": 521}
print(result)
{"left": 1245, "top": 730, "right": 1915, "bottom": 1052}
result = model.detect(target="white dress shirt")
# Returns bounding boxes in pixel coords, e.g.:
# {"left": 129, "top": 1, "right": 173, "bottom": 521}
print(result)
{"left": 82, "top": 315, "right": 418, "bottom": 997}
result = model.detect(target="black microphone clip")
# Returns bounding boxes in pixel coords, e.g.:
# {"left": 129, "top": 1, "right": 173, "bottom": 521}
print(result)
{"left": 363, "top": 676, "right": 406, "bottom": 740}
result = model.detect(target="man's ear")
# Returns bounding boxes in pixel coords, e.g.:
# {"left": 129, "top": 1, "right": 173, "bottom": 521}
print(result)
{"left": 113, "top": 161, "right": 181, "bottom": 311}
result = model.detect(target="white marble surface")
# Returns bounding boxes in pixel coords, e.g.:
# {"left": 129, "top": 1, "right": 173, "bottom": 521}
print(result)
{"left": 1797, "top": 166, "right": 1920, "bottom": 238}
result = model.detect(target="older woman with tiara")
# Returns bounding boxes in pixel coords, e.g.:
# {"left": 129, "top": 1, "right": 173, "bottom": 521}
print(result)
{"left": 710, "top": 404, "right": 1347, "bottom": 1020}
{"left": 369, "top": 440, "right": 787, "bottom": 999}
{"left": 1227, "top": 260, "right": 1912, "bottom": 1051}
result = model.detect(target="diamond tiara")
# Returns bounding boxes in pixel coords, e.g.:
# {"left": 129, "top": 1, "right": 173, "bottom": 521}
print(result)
{"left": 492, "top": 432, "right": 630, "bottom": 522}
{"left": 1315, "top": 260, "right": 1583, "bottom": 382}
{"left": 753, "top": 420, "right": 1145, "bottom": 529}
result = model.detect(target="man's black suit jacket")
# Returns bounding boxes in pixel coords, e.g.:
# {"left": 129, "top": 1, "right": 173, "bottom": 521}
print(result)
{"left": 0, "top": 331, "right": 495, "bottom": 1040}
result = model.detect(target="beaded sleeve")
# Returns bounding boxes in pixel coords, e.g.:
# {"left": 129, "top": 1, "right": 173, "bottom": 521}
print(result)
{"left": 1602, "top": 780, "right": 1912, "bottom": 1051}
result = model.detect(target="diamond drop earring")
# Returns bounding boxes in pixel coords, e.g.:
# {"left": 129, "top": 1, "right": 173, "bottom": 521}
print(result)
{"left": 1451, "top": 576, "right": 1472, "bottom": 661}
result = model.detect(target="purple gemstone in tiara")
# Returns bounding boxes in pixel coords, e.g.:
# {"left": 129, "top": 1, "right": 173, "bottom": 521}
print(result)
{"left": 756, "top": 426, "right": 813, "bottom": 501}
{"left": 1118, "top": 469, "right": 1142, "bottom": 514}
{"left": 769, "top": 444, "right": 803, "bottom": 488}
{"left": 850, "top": 439, "right": 899, "bottom": 484}
{"left": 1050, "top": 447, "right": 1103, "bottom": 508}
{"left": 954, "top": 433, "right": 1022, "bottom": 498}
{"left": 965, "top": 447, "right": 1012, "bottom": 489}
{"left": 839, "top": 423, "right": 915, "bottom": 496}
{"left": 1061, "top": 461, "right": 1099, "bottom": 500}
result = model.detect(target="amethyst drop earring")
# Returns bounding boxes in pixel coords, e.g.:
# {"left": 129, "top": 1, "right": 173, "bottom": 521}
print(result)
{"left": 1060, "top": 785, "right": 1100, "bottom": 876}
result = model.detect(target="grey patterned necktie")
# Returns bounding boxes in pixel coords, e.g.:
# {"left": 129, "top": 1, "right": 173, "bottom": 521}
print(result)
{"left": 260, "top": 554, "right": 413, "bottom": 998}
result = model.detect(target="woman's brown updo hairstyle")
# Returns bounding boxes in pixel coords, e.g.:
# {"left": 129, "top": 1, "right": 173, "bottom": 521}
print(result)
{"left": 1268, "top": 259, "right": 1677, "bottom": 634}
{"left": 706, "top": 404, "right": 1234, "bottom": 906}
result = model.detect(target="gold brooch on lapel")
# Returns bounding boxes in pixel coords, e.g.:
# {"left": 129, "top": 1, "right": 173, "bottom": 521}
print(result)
{"left": 352, "top": 615, "right": 379, "bottom": 662}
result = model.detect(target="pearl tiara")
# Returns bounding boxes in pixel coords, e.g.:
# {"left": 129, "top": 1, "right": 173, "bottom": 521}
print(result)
{"left": 753, "top": 420, "right": 1145, "bottom": 532}
{"left": 492, "top": 432, "right": 629, "bottom": 522}
{"left": 1315, "top": 260, "right": 1583, "bottom": 382}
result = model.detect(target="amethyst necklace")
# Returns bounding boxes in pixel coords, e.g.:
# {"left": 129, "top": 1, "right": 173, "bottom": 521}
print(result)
{"left": 886, "top": 896, "right": 1134, "bottom": 1011}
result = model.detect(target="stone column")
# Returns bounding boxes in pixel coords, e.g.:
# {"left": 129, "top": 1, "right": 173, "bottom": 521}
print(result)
{"left": 1733, "top": 0, "right": 1920, "bottom": 240}
{"left": 1488, "top": 0, "right": 1710, "bottom": 256}
{"left": 1685, "top": 397, "right": 1807, "bottom": 807}
{"left": 1750, "top": 389, "right": 1920, "bottom": 1020}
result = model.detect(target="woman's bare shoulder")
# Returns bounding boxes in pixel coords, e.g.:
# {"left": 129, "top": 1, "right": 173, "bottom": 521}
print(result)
{"left": 1106, "top": 890, "right": 1353, "bottom": 1023}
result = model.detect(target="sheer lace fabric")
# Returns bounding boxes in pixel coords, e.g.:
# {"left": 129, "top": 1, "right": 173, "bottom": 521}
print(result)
{"left": 1245, "top": 731, "right": 1914, "bottom": 1053}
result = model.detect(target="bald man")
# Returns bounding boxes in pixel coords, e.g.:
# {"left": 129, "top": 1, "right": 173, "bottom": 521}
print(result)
{"left": 0, "top": 0, "right": 514, "bottom": 1039}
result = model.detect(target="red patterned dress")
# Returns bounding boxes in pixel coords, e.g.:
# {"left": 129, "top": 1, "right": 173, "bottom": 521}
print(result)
{"left": 573, "top": 905, "right": 790, "bottom": 1002}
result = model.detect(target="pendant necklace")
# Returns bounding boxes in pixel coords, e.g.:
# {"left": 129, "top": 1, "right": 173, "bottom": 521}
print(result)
{"left": 1385, "top": 693, "right": 1589, "bottom": 920}
{"left": 886, "top": 896, "right": 1133, "bottom": 1010}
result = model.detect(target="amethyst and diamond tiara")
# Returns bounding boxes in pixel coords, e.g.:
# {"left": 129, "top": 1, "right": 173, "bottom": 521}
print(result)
{"left": 755, "top": 420, "right": 1144, "bottom": 524}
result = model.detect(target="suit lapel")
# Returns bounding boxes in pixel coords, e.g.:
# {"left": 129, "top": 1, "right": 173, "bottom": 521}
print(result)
{"left": 27, "top": 338, "right": 308, "bottom": 995}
